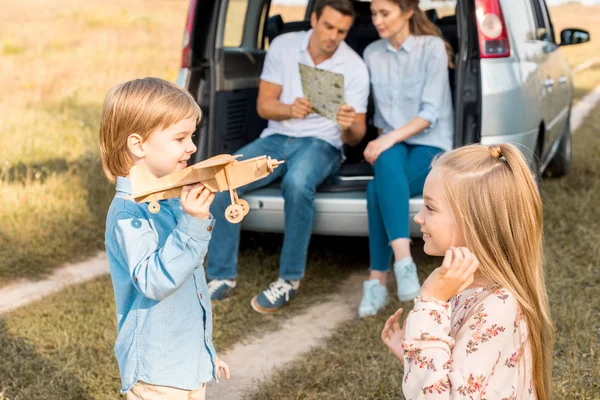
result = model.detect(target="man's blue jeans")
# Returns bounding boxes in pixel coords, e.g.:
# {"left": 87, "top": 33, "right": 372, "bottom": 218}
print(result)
{"left": 207, "top": 134, "right": 342, "bottom": 281}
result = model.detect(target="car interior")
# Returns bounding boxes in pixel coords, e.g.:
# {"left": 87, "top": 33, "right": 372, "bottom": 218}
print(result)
{"left": 216, "top": 0, "right": 462, "bottom": 193}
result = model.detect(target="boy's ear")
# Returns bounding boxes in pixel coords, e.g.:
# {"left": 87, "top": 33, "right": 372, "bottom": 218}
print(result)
{"left": 310, "top": 11, "right": 317, "bottom": 29}
{"left": 127, "top": 133, "right": 145, "bottom": 158}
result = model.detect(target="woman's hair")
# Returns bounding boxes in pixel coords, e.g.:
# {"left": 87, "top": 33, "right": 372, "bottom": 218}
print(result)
{"left": 386, "top": 0, "right": 454, "bottom": 67}
{"left": 99, "top": 77, "right": 202, "bottom": 182}
{"left": 432, "top": 143, "right": 554, "bottom": 400}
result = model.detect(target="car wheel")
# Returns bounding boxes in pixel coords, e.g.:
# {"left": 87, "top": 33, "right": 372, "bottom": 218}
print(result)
{"left": 546, "top": 118, "right": 572, "bottom": 178}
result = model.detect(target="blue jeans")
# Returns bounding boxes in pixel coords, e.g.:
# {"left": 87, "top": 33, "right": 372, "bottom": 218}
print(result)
{"left": 367, "top": 142, "right": 443, "bottom": 272}
{"left": 207, "top": 134, "right": 342, "bottom": 281}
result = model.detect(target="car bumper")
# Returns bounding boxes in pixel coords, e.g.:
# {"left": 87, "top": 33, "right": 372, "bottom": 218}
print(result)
{"left": 241, "top": 188, "right": 425, "bottom": 237}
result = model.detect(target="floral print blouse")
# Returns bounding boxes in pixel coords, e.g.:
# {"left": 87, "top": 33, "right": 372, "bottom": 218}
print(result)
{"left": 402, "top": 285, "right": 535, "bottom": 399}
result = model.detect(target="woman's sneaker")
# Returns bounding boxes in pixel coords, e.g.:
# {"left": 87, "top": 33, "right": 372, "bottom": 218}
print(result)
{"left": 393, "top": 257, "right": 421, "bottom": 302}
{"left": 208, "top": 279, "right": 237, "bottom": 301}
{"left": 251, "top": 278, "right": 299, "bottom": 313}
{"left": 358, "top": 279, "right": 389, "bottom": 318}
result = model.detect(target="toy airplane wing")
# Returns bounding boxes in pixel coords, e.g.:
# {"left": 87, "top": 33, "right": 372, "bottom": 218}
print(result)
{"left": 192, "top": 154, "right": 242, "bottom": 169}
{"left": 225, "top": 156, "right": 285, "bottom": 189}
{"left": 125, "top": 154, "right": 283, "bottom": 219}
{"left": 126, "top": 154, "right": 242, "bottom": 201}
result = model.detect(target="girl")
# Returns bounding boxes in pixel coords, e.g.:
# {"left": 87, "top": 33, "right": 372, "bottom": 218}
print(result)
{"left": 382, "top": 144, "right": 554, "bottom": 399}
{"left": 359, "top": 0, "right": 455, "bottom": 317}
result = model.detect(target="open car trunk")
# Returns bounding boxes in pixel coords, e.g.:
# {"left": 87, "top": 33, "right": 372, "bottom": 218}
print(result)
{"left": 180, "top": 0, "right": 481, "bottom": 235}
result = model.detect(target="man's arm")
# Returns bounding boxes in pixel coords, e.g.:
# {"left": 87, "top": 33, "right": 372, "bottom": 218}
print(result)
{"left": 257, "top": 80, "right": 312, "bottom": 121}
{"left": 340, "top": 111, "right": 367, "bottom": 146}
{"left": 337, "top": 104, "right": 367, "bottom": 146}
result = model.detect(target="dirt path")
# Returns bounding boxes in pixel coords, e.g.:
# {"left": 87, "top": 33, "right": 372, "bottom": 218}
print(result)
{"left": 206, "top": 273, "right": 366, "bottom": 400}
{"left": 0, "top": 252, "right": 108, "bottom": 314}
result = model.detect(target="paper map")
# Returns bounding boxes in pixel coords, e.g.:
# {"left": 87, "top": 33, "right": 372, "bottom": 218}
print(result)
{"left": 298, "top": 63, "right": 345, "bottom": 122}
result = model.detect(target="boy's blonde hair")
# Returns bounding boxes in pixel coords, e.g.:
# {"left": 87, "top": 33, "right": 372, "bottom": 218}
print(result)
{"left": 99, "top": 77, "right": 202, "bottom": 182}
{"left": 432, "top": 143, "right": 554, "bottom": 400}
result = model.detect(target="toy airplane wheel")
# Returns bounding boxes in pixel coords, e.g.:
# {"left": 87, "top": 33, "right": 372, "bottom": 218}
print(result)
{"left": 148, "top": 201, "right": 160, "bottom": 214}
{"left": 238, "top": 199, "right": 250, "bottom": 216}
{"left": 225, "top": 204, "right": 244, "bottom": 223}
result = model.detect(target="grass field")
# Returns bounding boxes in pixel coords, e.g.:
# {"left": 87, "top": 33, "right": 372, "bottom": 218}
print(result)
{"left": 0, "top": 0, "right": 190, "bottom": 285}
{"left": 1, "top": 1, "right": 600, "bottom": 398}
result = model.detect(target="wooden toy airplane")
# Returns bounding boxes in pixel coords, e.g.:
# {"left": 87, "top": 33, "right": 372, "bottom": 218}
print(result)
{"left": 126, "top": 154, "right": 284, "bottom": 223}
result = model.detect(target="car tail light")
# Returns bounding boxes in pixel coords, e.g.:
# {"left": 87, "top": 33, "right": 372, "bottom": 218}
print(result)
{"left": 181, "top": 0, "right": 197, "bottom": 68}
{"left": 475, "top": 0, "right": 510, "bottom": 58}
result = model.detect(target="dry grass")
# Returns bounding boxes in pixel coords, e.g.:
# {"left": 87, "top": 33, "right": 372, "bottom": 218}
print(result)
{"left": 0, "top": 0, "right": 189, "bottom": 285}
{"left": 550, "top": 3, "right": 600, "bottom": 68}
{"left": 0, "top": 1, "right": 599, "bottom": 399}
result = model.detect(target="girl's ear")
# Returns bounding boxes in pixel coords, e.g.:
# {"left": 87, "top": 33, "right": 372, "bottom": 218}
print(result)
{"left": 127, "top": 133, "right": 145, "bottom": 158}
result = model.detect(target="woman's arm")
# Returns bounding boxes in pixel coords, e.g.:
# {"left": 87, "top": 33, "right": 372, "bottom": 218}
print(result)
{"left": 382, "top": 117, "right": 431, "bottom": 144}
{"left": 364, "top": 117, "right": 430, "bottom": 164}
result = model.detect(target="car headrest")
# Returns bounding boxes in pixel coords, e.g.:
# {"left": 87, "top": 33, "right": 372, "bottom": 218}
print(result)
{"left": 265, "top": 15, "right": 284, "bottom": 44}
{"left": 424, "top": 9, "right": 439, "bottom": 24}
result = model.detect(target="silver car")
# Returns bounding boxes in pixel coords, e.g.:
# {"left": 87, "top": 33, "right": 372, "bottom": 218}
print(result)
{"left": 176, "top": 0, "right": 589, "bottom": 237}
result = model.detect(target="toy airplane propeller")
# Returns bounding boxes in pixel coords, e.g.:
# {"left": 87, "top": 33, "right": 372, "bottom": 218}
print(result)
{"left": 126, "top": 154, "right": 284, "bottom": 223}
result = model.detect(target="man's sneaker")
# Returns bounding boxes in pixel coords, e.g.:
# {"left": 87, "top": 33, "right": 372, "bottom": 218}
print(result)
{"left": 208, "top": 279, "right": 237, "bottom": 301}
{"left": 358, "top": 279, "right": 389, "bottom": 318}
{"left": 393, "top": 257, "right": 421, "bottom": 302}
{"left": 250, "top": 278, "right": 299, "bottom": 313}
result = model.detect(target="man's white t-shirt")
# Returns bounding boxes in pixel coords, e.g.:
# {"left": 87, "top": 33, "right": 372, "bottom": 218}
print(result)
{"left": 259, "top": 29, "right": 370, "bottom": 149}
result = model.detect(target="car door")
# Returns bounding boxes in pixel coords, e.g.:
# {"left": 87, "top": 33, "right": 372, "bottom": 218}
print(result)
{"left": 529, "top": 0, "right": 565, "bottom": 160}
{"left": 540, "top": 0, "right": 572, "bottom": 138}
{"left": 454, "top": 0, "right": 482, "bottom": 146}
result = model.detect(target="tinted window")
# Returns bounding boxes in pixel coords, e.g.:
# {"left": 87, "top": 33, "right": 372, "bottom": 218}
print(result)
{"left": 530, "top": 0, "right": 555, "bottom": 42}
{"left": 260, "top": 0, "right": 309, "bottom": 49}
{"left": 224, "top": 0, "right": 250, "bottom": 47}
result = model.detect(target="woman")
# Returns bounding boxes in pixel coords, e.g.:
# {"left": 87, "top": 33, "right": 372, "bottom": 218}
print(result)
{"left": 359, "top": 0, "right": 454, "bottom": 317}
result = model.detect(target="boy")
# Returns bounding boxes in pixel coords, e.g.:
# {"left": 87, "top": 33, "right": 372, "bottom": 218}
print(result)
{"left": 100, "top": 77, "right": 230, "bottom": 400}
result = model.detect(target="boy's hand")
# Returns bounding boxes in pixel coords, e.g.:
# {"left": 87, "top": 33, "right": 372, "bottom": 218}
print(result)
{"left": 420, "top": 247, "right": 480, "bottom": 302}
{"left": 382, "top": 308, "right": 406, "bottom": 363}
{"left": 180, "top": 183, "right": 215, "bottom": 219}
{"left": 337, "top": 104, "right": 356, "bottom": 130}
{"left": 215, "top": 357, "right": 231, "bottom": 380}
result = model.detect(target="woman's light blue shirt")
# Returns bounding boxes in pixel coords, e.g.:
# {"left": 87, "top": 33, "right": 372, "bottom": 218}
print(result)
{"left": 363, "top": 35, "right": 454, "bottom": 152}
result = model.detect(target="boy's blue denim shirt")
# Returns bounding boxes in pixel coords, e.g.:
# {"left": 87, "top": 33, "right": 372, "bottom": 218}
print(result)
{"left": 105, "top": 176, "right": 218, "bottom": 394}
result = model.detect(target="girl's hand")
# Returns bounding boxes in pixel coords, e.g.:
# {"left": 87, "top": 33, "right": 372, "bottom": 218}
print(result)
{"left": 363, "top": 135, "right": 395, "bottom": 165}
{"left": 215, "top": 357, "right": 231, "bottom": 380}
{"left": 420, "top": 247, "right": 480, "bottom": 302}
{"left": 180, "top": 183, "right": 215, "bottom": 219}
{"left": 381, "top": 308, "right": 406, "bottom": 363}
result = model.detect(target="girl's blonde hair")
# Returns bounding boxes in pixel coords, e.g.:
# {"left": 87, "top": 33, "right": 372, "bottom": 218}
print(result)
{"left": 99, "top": 77, "right": 202, "bottom": 182}
{"left": 384, "top": 0, "right": 454, "bottom": 67}
{"left": 432, "top": 143, "right": 554, "bottom": 400}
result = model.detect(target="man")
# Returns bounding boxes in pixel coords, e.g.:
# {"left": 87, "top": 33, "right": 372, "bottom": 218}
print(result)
{"left": 207, "top": 0, "right": 370, "bottom": 313}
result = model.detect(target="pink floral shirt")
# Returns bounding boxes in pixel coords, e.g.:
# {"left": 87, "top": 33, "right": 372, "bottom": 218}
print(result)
{"left": 402, "top": 285, "right": 535, "bottom": 399}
